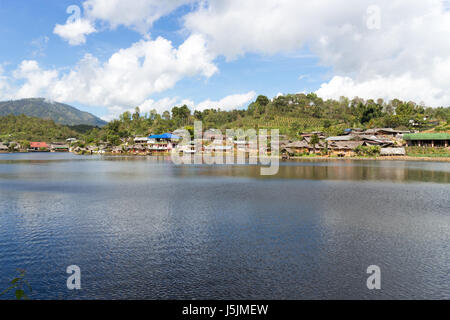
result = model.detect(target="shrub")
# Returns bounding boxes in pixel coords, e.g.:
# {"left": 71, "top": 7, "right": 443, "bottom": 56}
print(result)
{"left": 354, "top": 145, "right": 381, "bottom": 157}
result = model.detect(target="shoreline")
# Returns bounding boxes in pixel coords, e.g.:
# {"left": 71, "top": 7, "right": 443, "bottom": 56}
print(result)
{"left": 1, "top": 151, "right": 450, "bottom": 162}
{"left": 287, "top": 156, "right": 450, "bottom": 162}
{"left": 99, "top": 152, "right": 450, "bottom": 162}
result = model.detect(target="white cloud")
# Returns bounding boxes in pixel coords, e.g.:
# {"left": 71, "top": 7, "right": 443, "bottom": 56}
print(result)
{"left": 194, "top": 91, "right": 256, "bottom": 111}
{"left": 30, "top": 36, "right": 49, "bottom": 57}
{"left": 0, "top": 65, "right": 12, "bottom": 100}
{"left": 184, "top": 0, "right": 450, "bottom": 106}
{"left": 83, "top": 0, "right": 193, "bottom": 34}
{"left": 316, "top": 75, "right": 447, "bottom": 107}
{"left": 12, "top": 61, "right": 58, "bottom": 99}
{"left": 53, "top": 0, "right": 193, "bottom": 44}
{"left": 9, "top": 35, "right": 217, "bottom": 113}
{"left": 138, "top": 97, "right": 179, "bottom": 114}
{"left": 101, "top": 91, "right": 256, "bottom": 121}
{"left": 54, "top": 19, "right": 96, "bottom": 45}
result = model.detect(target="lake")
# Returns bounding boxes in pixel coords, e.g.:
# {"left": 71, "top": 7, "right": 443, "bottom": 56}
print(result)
{"left": 0, "top": 153, "right": 449, "bottom": 299}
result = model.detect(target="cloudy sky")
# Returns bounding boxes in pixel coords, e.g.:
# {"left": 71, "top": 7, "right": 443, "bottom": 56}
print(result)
{"left": 0, "top": 0, "right": 449, "bottom": 120}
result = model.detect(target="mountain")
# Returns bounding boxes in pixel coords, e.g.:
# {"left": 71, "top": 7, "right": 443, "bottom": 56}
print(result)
{"left": 0, "top": 98, "right": 107, "bottom": 127}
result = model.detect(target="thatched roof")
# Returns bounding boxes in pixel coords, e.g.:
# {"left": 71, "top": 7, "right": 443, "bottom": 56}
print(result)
{"left": 326, "top": 135, "right": 355, "bottom": 142}
{"left": 380, "top": 147, "right": 406, "bottom": 156}
{"left": 286, "top": 141, "right": 309, "bottom": 148}
{"left": 330, "top": 141, "right": 365, "bottom": 150}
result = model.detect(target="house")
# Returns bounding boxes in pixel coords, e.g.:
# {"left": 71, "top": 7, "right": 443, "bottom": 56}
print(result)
{"left": 111, "top": 146, "right": 124, "bottom": 154}
{"left": 359, "top": 136, "right": 394, "bottom": 147}
{"left": 50, "top": 144, "right": 70, "bottom": 152}
{"left": 343, "top": 128, "right": 363, "bottom": 135}
{"left": 285, "top": 141, "right": 310, "bottom": 154}
{"left": 403, "top": 133, "right": 450, "bottom": 148}
{"left": 134, "top": 137, "right": 149, "bottom": 144}
{"left": 301, "top": 132, "right": 326, "bottom": 139}
{"left": 329, "top": 141, "right": 366, "bottom": 157}
{"left": 326, "top": 134, "right": 394, "bottom": 147}
{"left": 147, "top": 133, "right": 180, "bottom": 153}
{"left": 0, "top": 143, "right": 8, "bottom": 152}
{"left": 129, "top": 144, "right": 147, "bottom": 154}
{"left": 204, "top": 144, "right": 233, "bottom": 152}
{"left": 325, "top": 135, "right": 355, "bottom": 142}
{"left": 29, "top": 142, "right": 49, "bottom": 152}
{"left": 178, "top": 142, "right": 197, "bottom": 154}
{"left": 364, "top": 128, "right": 410, "bottom": 138}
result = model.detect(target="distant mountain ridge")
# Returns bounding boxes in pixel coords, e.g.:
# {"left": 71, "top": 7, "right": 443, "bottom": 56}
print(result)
{"left": 0, "top": 98, "right": 107, "bottom": 126}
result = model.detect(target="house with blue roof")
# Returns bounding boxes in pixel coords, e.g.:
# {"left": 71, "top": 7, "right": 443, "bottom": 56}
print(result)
{"left": 147, "top": 133, "right": 181, "bottom": 152}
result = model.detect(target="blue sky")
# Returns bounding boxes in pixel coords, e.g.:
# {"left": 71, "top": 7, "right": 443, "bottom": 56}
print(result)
{"left": 0, "top": 1, "right": 449, "bottom": 120}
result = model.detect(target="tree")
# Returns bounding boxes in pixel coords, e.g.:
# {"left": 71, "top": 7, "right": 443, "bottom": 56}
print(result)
{"left": 310, "top": 134, "right": 320, "bottom": 154}
{"left": 255, "top": 95, "right": 270, "bottom": 107}
{"left": 8, "top": 142, "right": 17, "bottom": 152}
{"left": 290, "top": 121, "right": 301, "bottom": 138}
{"left": 132, "top": 107, "right": 140, "bottom": 122}
{"left": 323, "top": 119, "right": 332, "bottom": 129}
{"left": 162, "top": 111, "right": 171, "bottom": 121}
{"left": 20, "top": 140, "right": 30, "bottom": 150}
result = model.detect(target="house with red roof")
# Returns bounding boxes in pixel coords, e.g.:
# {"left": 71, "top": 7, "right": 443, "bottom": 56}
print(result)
{"left": 29, "top": 142, "right": 49, "bottom": 151}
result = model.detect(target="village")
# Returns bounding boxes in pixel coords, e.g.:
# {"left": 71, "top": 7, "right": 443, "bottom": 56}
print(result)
{"left": 1, "top": 128, "right": 449, "bottom": 159}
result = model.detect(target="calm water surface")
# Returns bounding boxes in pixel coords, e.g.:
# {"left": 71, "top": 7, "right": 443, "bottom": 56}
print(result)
{"left": 0, "top": 153, "right": 449, "bottom": 299}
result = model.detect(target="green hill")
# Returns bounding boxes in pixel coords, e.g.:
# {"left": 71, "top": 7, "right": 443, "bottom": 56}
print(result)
{"left": 0, "top": 98, "right": 106, "bottom": 127}
{"left": 0, "top": 114, "right": 79, "bottom": 142}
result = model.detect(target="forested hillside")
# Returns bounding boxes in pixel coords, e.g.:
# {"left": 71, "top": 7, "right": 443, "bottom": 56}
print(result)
{"left": 82, "top": 93, "right": 450, "bottom": 145}
{"left": 0, "top": 114, "right": 79, "bottom": 142}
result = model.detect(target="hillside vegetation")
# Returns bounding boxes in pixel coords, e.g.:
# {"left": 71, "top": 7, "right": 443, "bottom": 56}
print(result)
{"left": 82, "top": 93, "right": 450, "bottom": 145}
{"left": 0, "top": 114, "right": 79, "bottom": 142}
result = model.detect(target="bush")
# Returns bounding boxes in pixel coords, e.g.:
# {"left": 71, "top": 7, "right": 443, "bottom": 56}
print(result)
{"left": 406, "top": 147, "right": 449, "bottom": 156}
{"left": 354, "top": 145, "right": 381, "bottom": 157}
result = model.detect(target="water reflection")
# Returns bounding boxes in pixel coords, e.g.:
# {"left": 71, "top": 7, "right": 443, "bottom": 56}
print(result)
{"left": 0, "top": 154, "right": 449, "bottom": 299}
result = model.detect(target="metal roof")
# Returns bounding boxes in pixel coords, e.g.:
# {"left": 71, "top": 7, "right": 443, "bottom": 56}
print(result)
{"left": 403, "top": 133, "right": 450, "bottom": 140}
{"left": 148, "top": 133, "right": 181, "bottom": 140}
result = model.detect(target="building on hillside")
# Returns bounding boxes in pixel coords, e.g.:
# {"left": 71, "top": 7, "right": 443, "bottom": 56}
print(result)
{"left": 325, "top": 135, "right": 355, "bottom": 142}
{"left": 134, "top": 137, "right": 149, "bottom": 144}
{"left": 359, "top": 136, "right": 394, "bottom": 147}
{"left": 326, "top": 134, "right": 395, "bottom": 147}
{"left": 50, "top": 144, "right": 70, "bottom": 152}
{"left": 147, "top": 133, "right": 181, "bottom": 153}
{"left": 0, "top": 143, "right": 8, "bottom": 152}
{"left": 328, "top": 141, "right": 366, "bottom": 157}
{"left": 129, "top": 144, "right": 147, "bottom": 154}
{"left": 403, "top": 133, "right": 450, "bottom": 148}
{"left": 29, "top": 142, "right": 49, "bottom": 152}
{"left": 285, "top": 141, "right": 310, "bottom": 154}
{"left": 177, "top": 141, "right": 197, "bottom": 154}
{"left": 111, "top": 146, "right": 124, "bottom": 154}
{"left": 343, "top": 128, "right": 364, "bottom": 135}
{"left": 204, "top": 145, "right": 233, "bottom": 152}
{"left": 364, "top": 128, "right": 410, "bottom": 138}
{"left": 301, "top": 132, "right": 326, "bottom": 139}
